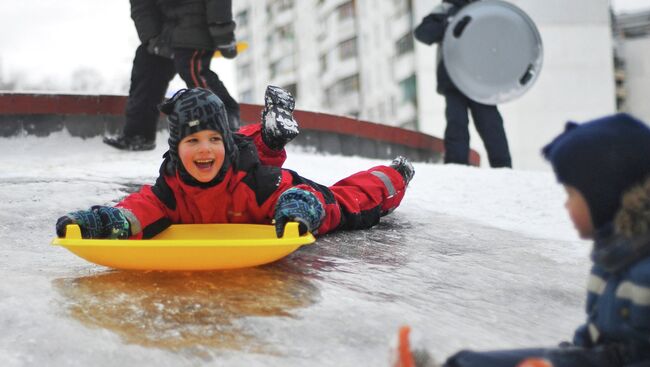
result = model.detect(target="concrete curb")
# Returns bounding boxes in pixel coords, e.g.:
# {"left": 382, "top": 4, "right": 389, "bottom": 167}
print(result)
{"left": 0, "top": 93, "right": 480, "bottom": 165}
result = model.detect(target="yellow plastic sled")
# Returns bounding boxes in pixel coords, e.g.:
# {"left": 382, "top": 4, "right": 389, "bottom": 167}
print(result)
{"left": 51, "top": 222, "right": 315, "bottom": 271}
{"left": 212, "top": 41, "right": 249, "bottom": 58}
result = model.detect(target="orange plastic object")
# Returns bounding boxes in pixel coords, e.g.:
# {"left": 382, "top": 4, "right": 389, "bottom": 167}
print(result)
{"left": 395, "top": 326, "right": 416, "bottom": 367}
{"left": 517, "top": 358, "right": 554, "bottom": 367}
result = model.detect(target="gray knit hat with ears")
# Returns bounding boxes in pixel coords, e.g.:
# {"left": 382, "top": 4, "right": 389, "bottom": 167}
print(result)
{"left": 159, "top": 88, "right": 238, "bottom": 185}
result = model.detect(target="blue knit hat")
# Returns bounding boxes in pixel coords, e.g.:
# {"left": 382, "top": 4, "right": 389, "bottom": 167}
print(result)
{"left": 543, "top": 113, "right": 650, "bottom": 230}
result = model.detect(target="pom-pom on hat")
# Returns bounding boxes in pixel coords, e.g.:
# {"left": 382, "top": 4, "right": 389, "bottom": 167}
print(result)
{"left": 543, "top": 113, "right": 650, "bottom": 230}
{"left": 159, "top": 88, "right": 238, "bottom": 186}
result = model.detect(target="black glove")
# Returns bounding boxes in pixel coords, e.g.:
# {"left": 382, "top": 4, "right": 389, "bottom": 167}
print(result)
{"left": 56, "top": 206, "right": 131, "bottom": 239}
{"left": 414, "top": 3, "right": 452, "bottom": 45}
{"left": 215, "top": 40, "right": 237, "bottom": 59}
{"left": 146, "top": 34, "right": 174, "bottom": 59}
{"left": 209, "top": 22, "right": 237, "bottom": 59}
{"left": 273, "top": 188, "right": 325, "bottom": 238}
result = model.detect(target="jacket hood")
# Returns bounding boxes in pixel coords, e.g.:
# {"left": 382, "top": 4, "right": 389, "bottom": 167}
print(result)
{"left": 615, "top": 175, "right": 650, "bottom": 238}
{"left": 592, "top": 176, "right": 650, "bottom": 273}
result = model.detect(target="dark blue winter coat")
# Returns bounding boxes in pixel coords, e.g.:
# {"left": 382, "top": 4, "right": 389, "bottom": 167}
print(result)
{"left": 414, "top": 0, "right": 471, "bottom": 95}
{"left": 572, "top": 177, "right": 650, "bottom": 364}
{"left": 444, "top": 177, "right": 650, "bottom": 367}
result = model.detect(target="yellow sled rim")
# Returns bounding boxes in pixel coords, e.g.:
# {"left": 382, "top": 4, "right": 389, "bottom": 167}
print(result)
{"left": 51, "top": 222, "right": 314, "bottom": 271}
{"left": 212, "top": 41, "right": 249, "bottom": 58}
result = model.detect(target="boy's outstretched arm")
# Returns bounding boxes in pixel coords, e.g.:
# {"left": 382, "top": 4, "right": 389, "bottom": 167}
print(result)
{"left": 238, "top": 85, "right": 300, "bottom": 167}
{"left": 238, "top": 124, "right": 288, "bottom": 167}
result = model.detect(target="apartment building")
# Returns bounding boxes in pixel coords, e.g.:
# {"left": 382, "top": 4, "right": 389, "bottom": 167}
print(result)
{"left": 233, "top": 0, "right": 419, "bottom": 130}
{"left": 613, "top": 8, "right": 650, "bottom": 123}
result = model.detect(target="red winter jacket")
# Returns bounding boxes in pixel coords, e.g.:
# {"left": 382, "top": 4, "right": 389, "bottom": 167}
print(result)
{"left": 116, "top": 126, "right": 341, "bottom": 239}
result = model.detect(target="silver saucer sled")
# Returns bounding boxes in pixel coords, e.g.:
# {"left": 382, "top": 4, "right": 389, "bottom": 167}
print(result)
{"left": 442, "top": 0, "right": 543, "bottom": 104}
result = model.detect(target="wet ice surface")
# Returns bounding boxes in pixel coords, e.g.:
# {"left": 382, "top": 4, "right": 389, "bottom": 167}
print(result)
{"left": 0, "top": 133, "right": 590, "bottom": 366}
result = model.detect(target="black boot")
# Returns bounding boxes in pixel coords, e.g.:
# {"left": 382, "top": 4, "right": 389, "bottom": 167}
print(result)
{"left": 103, "top": 134, "right": 155, "bottom": 151}
{"left": 390, "top": 156, "right": 415, "bottom": 186}
{"left": 261, "top": 85, "right": 299, "bottom": 151}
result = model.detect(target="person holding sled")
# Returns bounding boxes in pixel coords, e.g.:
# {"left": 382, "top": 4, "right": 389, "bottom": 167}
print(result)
{"left": 104, "top": 0, "right": 240, "bottom": 151}
{"left": 414, "top": 0, "right": 512, "bottom": 168}
{"left": 56, "top": 87, "right": 415, "bottom": 240}
{"left": 394, "top": 113, "right": 650, "bottom": 367}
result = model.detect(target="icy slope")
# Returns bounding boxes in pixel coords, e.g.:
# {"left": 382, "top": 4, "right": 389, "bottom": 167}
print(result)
{"left": 0, "top": 133, "right": 589, "bottom": 366}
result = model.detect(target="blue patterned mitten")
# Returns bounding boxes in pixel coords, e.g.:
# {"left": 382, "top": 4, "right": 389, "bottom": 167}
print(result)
{"left": 274, "top": 188, "right": 325, "bottom": 238}
{"left": 56, "top": 206, "right": 131, "bottom": 239}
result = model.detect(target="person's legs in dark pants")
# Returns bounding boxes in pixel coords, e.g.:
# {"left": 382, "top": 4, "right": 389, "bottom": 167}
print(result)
{"left": 105, "top": 45, "right": 176, "bottom": 150}
{"left": 444, "top": 90, "right": 471, "bottom": 164}
{"left": 469, "top": 101, "right": 512, "bottom": 168}
{"left": 124, "top": 46, "right": 176, "bottom": 140}
{"left": 173, "top": 48, "right": 240, "bottom": 130}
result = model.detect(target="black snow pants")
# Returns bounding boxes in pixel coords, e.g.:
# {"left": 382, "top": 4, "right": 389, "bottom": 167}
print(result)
{"left": 443, "top": 89, "right": 512, "bottom": 168}
{"left": 123, "top": 45, "right": 240, "bottom": 140}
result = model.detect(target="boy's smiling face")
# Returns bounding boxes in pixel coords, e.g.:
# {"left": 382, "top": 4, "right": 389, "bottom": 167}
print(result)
{"left": 178, "top": 129, "right": 225, "bottom": 183}
{"left": 563, "top": 185, "right": 594, "bottom": 239}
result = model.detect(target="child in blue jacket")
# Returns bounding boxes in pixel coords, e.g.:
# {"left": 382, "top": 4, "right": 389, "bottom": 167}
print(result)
{"left": 396, "top": 113, "right": 650, "bottom": 367}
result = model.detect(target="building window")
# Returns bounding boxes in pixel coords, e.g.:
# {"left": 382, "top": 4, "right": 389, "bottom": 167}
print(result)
{"left": 279, "top": 0, "right": 294, "bottom": 12}
{"left": 337, "top": 0, "right": 356, "bottom": 21}
{"left": 267, "top": 23, "right": 295, "bottom": 47}
{"left": 399, "top": 74, "right": 417, "bottom": 105}
{"left": 270, "top": 61, "right": 278, "bottom": 79}
{"left": 339, "top": 74, "right": 360, "bottom": 93}
{"left": 338, "top": 37, "right": 357, "bottom": 60}
{"left": 276, "top": 23, "right": 294, "bottom": 42}
{"left": 267, "top": 0, "right": 294, "bottom": 17}
{"left": 320, "top": 54, "right": 328, "bottom": 73}
{"left": 324, "top": 74, "right": 360, "bottom": 106}
{"left": 236, "top": 9, "right": 249, "bottom": 27}
{"left": 269, "top": 56, "right": 295, "bottom": 78}
{"left": 395, "top": 31, "right": 414, "bottom": 56}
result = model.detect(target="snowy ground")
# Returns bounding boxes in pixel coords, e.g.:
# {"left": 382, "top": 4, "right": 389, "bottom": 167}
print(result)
{"left": 0, "top": 132, "right": 591, "bottom": 366}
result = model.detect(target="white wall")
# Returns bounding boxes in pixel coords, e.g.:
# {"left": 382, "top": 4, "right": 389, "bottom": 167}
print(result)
{"left": 414, "top": 0, "right": 616, "bottom": 170}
